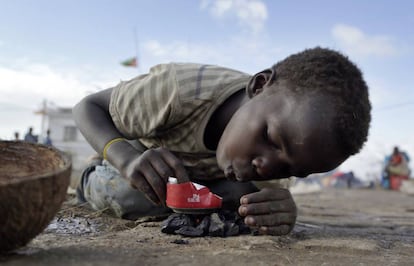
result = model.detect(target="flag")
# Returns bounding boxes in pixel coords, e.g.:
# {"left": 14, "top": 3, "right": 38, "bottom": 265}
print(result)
{"left": 121, "top": 57, "right": 138, "bottom": 67}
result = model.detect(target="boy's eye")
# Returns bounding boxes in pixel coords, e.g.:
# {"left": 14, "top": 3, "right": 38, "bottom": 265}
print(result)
{"left": 263, "top": 126, "right": 269, "bottom": 141}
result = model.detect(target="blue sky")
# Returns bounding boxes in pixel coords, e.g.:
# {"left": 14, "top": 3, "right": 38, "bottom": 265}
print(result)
{"left": 1, "top": 0, "right": 413, "bottom": 179}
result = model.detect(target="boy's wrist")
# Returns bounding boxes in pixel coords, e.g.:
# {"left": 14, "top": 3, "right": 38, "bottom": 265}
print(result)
{"left": 104, "top": 140, "right": 142, "bottom": 172}
{"left": 102, "top": 137, "right": 126, "bottom": 160}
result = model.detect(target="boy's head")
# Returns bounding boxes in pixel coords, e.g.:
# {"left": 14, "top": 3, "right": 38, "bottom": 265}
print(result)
{"left": 216, "top": 47, "right": 371, "bottom": 181}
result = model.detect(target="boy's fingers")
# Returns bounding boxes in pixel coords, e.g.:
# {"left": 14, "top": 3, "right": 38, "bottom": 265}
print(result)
{"left": 131, "top": 156, "right": 167, "bottom": 204}
{"left": 141, "top": 164, "right": 167, "bottom": 204}
{"left": 157, "top": 148, "right": 189, "bottom": 182}
{"left": 149, "top": 157, "right": 174, "bottom": 183}
{"left": 258, "top": 224, "right": 292, "bottom": 236}
{"left": 239, "top": 200, "right": 295, "bottom": 215}
{"left": 129, "top": 172, "right": 160, "bottom": 205}
{"left": 244, "top": 213, "right": 296, "bottom": 227}
{"left": 240, "top": 188, "right": 290, "bottom": 204}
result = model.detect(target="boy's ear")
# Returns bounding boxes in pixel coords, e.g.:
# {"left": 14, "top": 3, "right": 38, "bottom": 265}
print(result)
{"left": 246, "top": 68, "right": 276, "bottom": 98}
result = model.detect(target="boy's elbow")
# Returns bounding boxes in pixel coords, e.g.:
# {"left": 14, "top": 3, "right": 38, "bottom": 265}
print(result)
{"left": 72, "top": 100, "right": 81, "bottom": 121}
{"left": 72, "top": 88, "right": 112, "bottom": 125}
{"left": 72, "top": 97, "right": 90, "bottom": 124}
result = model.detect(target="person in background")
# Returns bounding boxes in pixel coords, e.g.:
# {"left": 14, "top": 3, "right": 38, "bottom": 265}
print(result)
{"left": 43, "top": 129, "right": 53, "bottom": 146}
{"left": 386, "top": 146, "right": 410, "bottom": 177}
{"left": 14, "top": 131, "right": 20, "bottom": 141}
{"left": 24, "top": 127, "right": 38, "bottom": 143}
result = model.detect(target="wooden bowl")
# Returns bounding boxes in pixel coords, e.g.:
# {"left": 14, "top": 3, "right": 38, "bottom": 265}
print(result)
{"left": 0, "top": 141, "right": 71, "bottom": 253}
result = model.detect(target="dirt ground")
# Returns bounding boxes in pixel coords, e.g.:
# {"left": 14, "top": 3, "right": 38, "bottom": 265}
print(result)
{"left": 1, "top": 188, "right": 414, "bottom": 266}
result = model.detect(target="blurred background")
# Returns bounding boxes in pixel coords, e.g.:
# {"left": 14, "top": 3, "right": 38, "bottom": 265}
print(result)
{"left": 0, "top": 0, "right": 413, "bottom": 183}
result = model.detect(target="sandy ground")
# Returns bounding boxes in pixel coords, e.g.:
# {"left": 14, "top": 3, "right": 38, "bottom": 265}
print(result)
{"left": 1, "top": 187, "right": 414, "bottom": 266}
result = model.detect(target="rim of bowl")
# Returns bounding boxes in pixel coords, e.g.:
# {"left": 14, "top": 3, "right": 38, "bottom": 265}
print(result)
{"left": 0, "top": 141, "right": 72, "bottom": 186}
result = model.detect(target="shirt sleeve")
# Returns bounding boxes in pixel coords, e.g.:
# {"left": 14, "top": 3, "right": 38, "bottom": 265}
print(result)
{"left": 109, "top": 64, "right": 179, "bottom": 139}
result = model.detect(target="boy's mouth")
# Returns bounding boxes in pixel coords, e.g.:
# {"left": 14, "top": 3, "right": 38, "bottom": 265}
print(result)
{"left": 224, "top": 166, "right": 238, "bottom": 181}
{"left": 224, "top": 166, "right": 234, "bottom": 179}
{"left": 224, "top": 166, "right": 247, "bottom": 182}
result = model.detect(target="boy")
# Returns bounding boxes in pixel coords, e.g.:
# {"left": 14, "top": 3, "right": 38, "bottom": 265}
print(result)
{"left": 73, "top": 47, "right": 371, "bottom": 236}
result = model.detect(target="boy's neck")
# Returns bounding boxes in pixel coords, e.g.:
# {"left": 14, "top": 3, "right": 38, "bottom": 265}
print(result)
{"left": 204, "top": 89, "right": 248, "bottom": 150}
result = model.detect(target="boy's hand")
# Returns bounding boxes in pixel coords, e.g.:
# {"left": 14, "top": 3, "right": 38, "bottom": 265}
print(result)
{"left": 238, "top": 188, "right": 297, "bottom": 235}
{"left": 123, "top": 147, "right": 189, "bottom": 205}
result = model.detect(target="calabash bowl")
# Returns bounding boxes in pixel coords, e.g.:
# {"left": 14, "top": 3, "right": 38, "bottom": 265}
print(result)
{"left": 0, "top": 141, "right": 71, "bottom": 253}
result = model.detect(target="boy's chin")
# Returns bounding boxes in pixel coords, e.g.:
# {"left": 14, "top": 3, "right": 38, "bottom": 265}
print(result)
{"left": 215, "top": 145, "right": 226, "bottom": 169}
{"left": 216, "top": 157, "right": 226, "bottom": 172}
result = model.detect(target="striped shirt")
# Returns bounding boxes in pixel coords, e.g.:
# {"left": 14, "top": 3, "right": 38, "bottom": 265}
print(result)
{"left": 109, "top": 63, "right": 251, "bottom": 180}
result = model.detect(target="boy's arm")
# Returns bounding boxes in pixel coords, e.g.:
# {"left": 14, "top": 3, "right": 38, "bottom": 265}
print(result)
{"left": 72, "top": 88, "right": 135, "bottom": 170}
{"left": 73, "top": 89, "right": 189, "bottom": 205}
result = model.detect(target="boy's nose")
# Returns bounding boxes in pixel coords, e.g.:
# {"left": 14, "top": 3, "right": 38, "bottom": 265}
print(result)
{"left": 252, "top": 156, "right": 264, "bottom": 169}
{"left": 252, "top": 156, "right": 271, "bottom": 177}
{"left": 252, "top": 152, "right": 293, "bottom": 179}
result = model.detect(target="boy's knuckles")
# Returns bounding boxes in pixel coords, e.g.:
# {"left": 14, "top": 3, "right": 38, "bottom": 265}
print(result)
{"left": 269, "top": 199, "right": 295, "bottom": 212}
{"left": 244, "top": 203, "right": 267, "bottom": 214}
{"left": 261, "top": 187, "right": 275, "bottom": 193}
{"left": 143, "top": 149, "right": 160, "bottom": 160}
{"left": 155, "top": 147, "right": 168, "bottom": 153}
{"left": 259, "top": 187, "right": 290, "bottom": 200}
{"left": 256, "top": 214, "right": 285, "bottom": 226}
{"left": 252, "top": 213, "right": 296, "bottom": 229}
{"left": 253, "top": 215, "right": 273, "bottom": 226}
{"left": 130, "top": 179, "right": 157, "bottom": 201}
{"left": 278, "top": 189, "right": 290, "bottom": 198}
{"left": 269, "top": 202, "right": 283, "bottom": 212}
{"left": 170, "top": 160, "right": 182, "bottom": 170}
{"left": 154, "top": 165, "right": 172, "bottom": 178}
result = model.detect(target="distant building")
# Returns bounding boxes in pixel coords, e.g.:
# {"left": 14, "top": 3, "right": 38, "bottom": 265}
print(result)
{"left": 36, "top": 103, "right": 95, "bottom": 188}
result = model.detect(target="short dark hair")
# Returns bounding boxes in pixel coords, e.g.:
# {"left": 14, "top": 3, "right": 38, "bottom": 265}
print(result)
{"left": 271, "top": 47, "right": 371, "bottom": 156}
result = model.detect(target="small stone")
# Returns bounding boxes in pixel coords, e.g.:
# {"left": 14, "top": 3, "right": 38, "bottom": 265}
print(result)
{"left": 196, "top": 216, "right": 211, "bottom": 235}
{"left": 171, "top": 239, "right": 189, "bottom": 245}
{"left": 175, "top": 226, "right": 204, "bottom": 237}
{"left": 208, "top": 213, "right": 225, "bottom": 237}
{"left": 161, "top": 213, "right": 194, "bottom": 234}
{"left": 225, "top": 222, "right": 240, "bottom": 237}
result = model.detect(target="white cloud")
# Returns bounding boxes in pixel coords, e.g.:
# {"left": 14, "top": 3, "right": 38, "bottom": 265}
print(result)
{"left": 0, "top": 58, "right": 147, "bottom": 139}
{"left": 201, "top": 0, "right": 268, "bottom": 34}
{"left": 332, "top": 24, "right": 397, "bottom": 57}
{"left": 0, "top": 64, "right": 90, "bottom": 108}
{"left": 0, "top": 62, "right": 123, "bottom": 139}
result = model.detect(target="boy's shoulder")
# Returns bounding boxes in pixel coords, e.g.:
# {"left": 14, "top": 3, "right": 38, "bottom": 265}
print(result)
{"left": 168, "top": 63, "right": 251, "bottom": 101}
{"left": 150, "top": 62, "right": 249, "bottom": 77}
{"left": 166, "top": 62, "right": 251, "bottom": 87}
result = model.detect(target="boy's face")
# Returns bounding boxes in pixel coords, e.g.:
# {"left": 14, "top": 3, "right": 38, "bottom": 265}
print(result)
{"left": 216, "top": 87, "right": 345, "bottom": 182}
